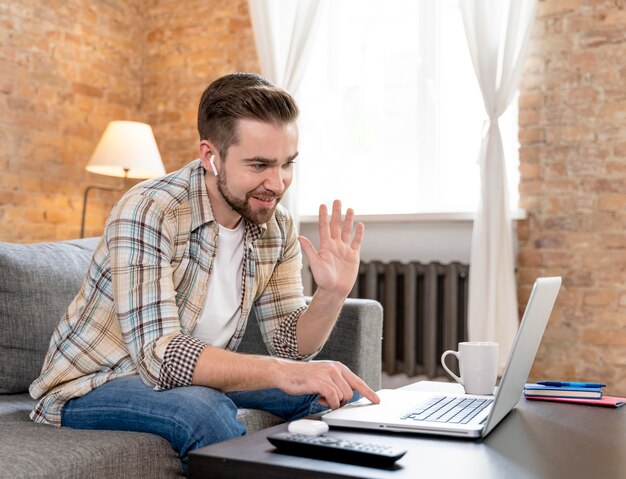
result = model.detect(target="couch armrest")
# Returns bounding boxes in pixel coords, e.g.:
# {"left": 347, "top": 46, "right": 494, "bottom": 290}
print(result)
{"left": 315, "top": 298, "right": 382, "bottom": 391}
{"left": 238, "top": 298, "right": 383, "bottom": 391}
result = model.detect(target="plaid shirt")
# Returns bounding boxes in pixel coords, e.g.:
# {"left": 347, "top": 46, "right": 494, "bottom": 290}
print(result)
{"left": 30, "top": 159, "right": 313, "bottom": 426}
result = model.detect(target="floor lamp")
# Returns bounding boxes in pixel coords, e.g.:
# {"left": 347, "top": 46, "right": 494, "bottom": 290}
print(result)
{"left": 80, "top": 121, "right": 166, "bottom": 238}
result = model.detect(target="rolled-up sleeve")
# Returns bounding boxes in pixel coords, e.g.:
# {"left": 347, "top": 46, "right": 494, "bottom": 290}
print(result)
{"left": 106, "top": 194, "right": 208, "bottom": 390}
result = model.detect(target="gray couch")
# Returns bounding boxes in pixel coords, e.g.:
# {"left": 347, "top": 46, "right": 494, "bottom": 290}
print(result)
{"left": 0, "top": 238, "right": 382, "bottom": 478}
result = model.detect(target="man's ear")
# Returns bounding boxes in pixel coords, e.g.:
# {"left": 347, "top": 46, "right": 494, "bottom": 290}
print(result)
{"left": 199, "top": 140, "right": 220, "bottom": 176}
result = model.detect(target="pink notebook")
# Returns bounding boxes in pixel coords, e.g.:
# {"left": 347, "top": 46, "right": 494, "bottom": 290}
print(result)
{"left": 526, "top": 395, "right": 625, "bottom": 408}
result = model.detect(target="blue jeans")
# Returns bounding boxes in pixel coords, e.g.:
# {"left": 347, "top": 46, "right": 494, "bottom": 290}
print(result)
{"left": 61, "top": 375, "right": 326, "bottom": 472}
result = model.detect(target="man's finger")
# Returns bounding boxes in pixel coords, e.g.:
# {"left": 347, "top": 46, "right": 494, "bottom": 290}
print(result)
{"left": 318, "top": 381, "right": 342, "bottom": 410}
{"left": 342, "top": 369, "right": 380, "bottom": 404}
{"left": 351, "top": 222, "right": 365, "bottom": 250}
{"left": 341, "top": 208, "right": 354, "bottom": 243}
{"left": 330, "top": 200, "right": 342, "bottom": 239}
{"left": 317, "top": 397, "right": 330, "bottom": 408}
{"left": 337, "top": 380, "right": 354, "bottom": 407}
{"left": 324, "top": 362, "right": 354, "bottom": 406}
{"left": 318, "top": 204, "right": 330, "bottom": 241}
{"left": 298, "top": 236, "right": 318, "bottom": 262}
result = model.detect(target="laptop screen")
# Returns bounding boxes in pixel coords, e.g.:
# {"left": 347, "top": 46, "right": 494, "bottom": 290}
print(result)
{"left": 482, "top": 277, "right": 561, "bottom": 436}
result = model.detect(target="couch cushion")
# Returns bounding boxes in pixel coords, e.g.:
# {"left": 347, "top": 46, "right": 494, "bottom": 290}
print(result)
{"left": 0, "top": 394, "right": 276, "bottom": 478}
{"left": 0, "top": 238, "right": 100, "bottom": 393}
{"left": 0, "top": 394, "right": 185, "bottom": 478}
{"left": 236, "top": 407, "right": 283, "bottom": 431}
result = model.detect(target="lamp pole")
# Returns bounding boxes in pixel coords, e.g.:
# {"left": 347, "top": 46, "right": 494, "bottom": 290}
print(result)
{"left": 80, "top": 168, "right": 129, "bottom": 239}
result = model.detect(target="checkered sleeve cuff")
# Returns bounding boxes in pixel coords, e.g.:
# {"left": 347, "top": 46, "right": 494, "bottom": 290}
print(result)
{"left": 156, "top": 334, "right": 208, "bottom": 390}
{"left": 272, "top": 306, "right": 309, "bottom": 360}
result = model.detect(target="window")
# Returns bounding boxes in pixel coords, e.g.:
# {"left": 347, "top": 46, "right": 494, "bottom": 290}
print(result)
{"left": 297, "top": 0, "right": 519, "bottom": 215}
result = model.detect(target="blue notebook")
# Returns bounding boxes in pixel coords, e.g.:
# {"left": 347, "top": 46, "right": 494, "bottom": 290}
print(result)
{"left": 524, "top": 383, "right": 602, "bottom": 399}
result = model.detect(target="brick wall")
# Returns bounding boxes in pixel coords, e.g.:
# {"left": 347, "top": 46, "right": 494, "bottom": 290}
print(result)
{"left": 0, "top": 0, "right": 257, "bottom": 241}
{"left": 519, "top": 0, "right": 626, "bottom": 394}
{"left": 0, "top": 0, "right": 144, "bottom": 240}
{"left": 142, "top": 0, "right": 259, "bottom": 173}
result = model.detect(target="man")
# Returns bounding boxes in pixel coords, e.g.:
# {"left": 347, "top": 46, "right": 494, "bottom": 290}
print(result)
{"left": 29, "top": 72, "right": 379, "bottom": 471}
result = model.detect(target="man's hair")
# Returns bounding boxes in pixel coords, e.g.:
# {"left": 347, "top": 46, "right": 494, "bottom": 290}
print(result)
{"left": 197, "top": 73, "right": 299, "bottom": 157}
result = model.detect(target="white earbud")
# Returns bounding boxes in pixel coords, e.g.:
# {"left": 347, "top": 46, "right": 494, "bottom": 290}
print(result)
{"left": 209, "top": 154, "right": 218, "bottom": 176}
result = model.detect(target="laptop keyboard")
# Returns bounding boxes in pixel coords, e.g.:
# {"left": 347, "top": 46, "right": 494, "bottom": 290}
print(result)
{"left": 401, "top": 396, "right": 493, "bottom": 425}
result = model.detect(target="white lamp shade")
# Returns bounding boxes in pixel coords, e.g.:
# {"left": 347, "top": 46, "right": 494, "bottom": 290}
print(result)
{"left": 86, "top": 121, "right": 166, "bottom": 179}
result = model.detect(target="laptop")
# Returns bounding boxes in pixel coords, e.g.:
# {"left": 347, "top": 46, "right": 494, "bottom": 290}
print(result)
{"left": 323, "top": 276, "right": 562, "bottom": 439}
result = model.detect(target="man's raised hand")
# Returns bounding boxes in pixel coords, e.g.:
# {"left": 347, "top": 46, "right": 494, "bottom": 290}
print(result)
{"left": 297, "top": 200, "right": 364, "bottom": 298}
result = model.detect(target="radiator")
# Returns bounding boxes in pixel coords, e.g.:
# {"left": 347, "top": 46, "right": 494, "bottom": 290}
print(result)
{"left": 347, "top": 261, "right": 470, "bottom": 378}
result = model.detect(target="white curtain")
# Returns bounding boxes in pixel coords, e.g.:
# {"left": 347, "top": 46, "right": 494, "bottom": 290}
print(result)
{"left": 460, "top": 0, "right": 537, "bottom": 368}
{"left": 248, "top": 0, "right": 325, "bottom": 228}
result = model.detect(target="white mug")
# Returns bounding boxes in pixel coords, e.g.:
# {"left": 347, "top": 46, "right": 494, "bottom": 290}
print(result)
{"left": 441, "top": 342, "right": 498, "bottom": 395}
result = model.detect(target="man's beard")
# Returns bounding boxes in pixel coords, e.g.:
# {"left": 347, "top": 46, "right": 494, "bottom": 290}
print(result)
{"left": 216, "top": 171, "right": 281, "bottom": 225}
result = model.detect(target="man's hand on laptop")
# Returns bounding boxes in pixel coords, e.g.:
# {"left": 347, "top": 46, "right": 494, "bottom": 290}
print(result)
{"left": 275, "top": 359, "right": 380, "bottom": 410}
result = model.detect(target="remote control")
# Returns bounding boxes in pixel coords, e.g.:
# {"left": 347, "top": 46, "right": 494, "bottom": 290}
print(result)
{"left": 267, "top": 432, "right": 407, "bottom": 467}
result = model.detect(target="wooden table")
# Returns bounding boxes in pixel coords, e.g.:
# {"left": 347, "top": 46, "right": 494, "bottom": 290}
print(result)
{"left": 189, "top": 381, "right": 626, "bottom": 479}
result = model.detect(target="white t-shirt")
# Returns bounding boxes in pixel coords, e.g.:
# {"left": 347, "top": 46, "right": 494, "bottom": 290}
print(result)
{"left": 192, "top": 221, "right": 245, "bottom": 348}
